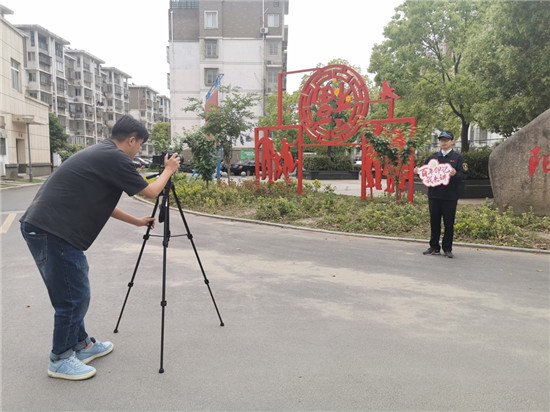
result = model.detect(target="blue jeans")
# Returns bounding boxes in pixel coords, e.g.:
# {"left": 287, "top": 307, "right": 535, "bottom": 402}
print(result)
{"left": 20, "top": 222, "right": 92, "bottom": 361}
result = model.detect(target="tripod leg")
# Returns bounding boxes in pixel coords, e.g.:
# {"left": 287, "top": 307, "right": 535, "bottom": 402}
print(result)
{"left": 159, "top": 180, "right": 172, "bottom": 373}
{"left": 171, "top": 185, "right": 225, "bottom": 327}
{"left": 114, "top": 195, "right": 160, "bottom": 333}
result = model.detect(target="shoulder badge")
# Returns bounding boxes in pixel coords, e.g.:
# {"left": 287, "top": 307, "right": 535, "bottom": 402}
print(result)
{"left": 463, "top": 163, "right": 468, "bottom": 171}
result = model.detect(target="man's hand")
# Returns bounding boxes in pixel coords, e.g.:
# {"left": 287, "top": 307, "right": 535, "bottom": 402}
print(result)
{"left": 140, "top": 153, "right": 182, "bottom": 199}
{"left": 164, "top": 152, "right": 181, "bottom": 174}
{"left": 137, "top": 216, "right": 156, "bottom": 229}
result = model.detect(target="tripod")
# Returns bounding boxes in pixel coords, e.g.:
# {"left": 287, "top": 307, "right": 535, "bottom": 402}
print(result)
{"left": 113, "top": 175, "right": 224, "bottom": 373}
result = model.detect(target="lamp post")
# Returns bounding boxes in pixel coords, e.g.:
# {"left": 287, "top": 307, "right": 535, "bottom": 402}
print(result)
{"left": 21, "top": 115, "right": 34, "bottom": 182}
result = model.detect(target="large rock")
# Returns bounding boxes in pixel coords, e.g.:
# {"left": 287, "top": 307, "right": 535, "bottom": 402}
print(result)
{"left": 489, "top": 109, "right": 550, "bottom": 216}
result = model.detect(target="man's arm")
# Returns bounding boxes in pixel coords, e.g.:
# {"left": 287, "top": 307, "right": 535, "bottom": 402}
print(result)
{"left": 111, "top": 208, "right": 155, "bottom": 228}
{"left": 139, "top": 153, "right": 181, "bottom": 199}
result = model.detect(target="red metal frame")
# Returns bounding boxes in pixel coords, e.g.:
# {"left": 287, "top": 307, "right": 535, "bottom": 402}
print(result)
{"left": 256, "top": 64, "right": 418, "bottom": 202}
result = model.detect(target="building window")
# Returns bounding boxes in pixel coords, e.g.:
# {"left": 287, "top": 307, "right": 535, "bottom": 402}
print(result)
{"left": 56, "top": 60, "right": 64, "bottom": 72}
{"left": 205, "top": 11, "right": 218, "bottom": 29}
{"left": 55, "top": 43, "right": 63, "bottom": 58}
{"left": 268, "top": 42, "right": 279, "bottom": 56}
{"left": 11, "top": 59, "right": 21, "bottom": 92}
{"left": 267, "top": 70, "right": 278, "bottom": 84}
{"left": 28, "top": 51, "right": 35, "bottom": 61}
{"left": 38, "top": 35, "right": 48, "bottom": 51}
{"left": 267, "top": 14, "right": 280, "bottom": 27}
{"left": 205, "top": 68, "right": 219, "bottom": 86}
{"left": 28, "top": 72, "right": 37, "bottom": 82}
{"left": 205, "top": 39, "right": 218, "bottom": 58}
{"left": 30, "top": 31, "right": 35, "bottom": 47}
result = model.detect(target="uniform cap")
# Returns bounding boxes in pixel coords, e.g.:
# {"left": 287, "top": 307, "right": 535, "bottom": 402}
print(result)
{"left": 438, "top": 131, "right": 454, "bottom": 140}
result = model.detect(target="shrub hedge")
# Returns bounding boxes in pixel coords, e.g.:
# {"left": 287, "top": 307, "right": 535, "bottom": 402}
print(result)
{"left": 303, "top": 155, "right": 353, "bottom": 171}
{"left": 163, "top": 175, "right": 550, "bottom": 250}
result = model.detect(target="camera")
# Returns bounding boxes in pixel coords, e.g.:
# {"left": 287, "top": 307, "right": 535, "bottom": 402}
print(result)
{"left": 152, "top": 150, "right": 184, "bottom": 167}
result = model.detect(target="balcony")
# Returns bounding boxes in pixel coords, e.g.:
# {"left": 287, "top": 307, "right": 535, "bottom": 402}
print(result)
{"left": 170, "top": 0, "right": 198, "bottom": 8}
{"left": 38, "top": 53, "right": 52, "bottom": 66}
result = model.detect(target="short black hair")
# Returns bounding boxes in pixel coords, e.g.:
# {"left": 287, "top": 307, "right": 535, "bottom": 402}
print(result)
{"left": 111, "top": 115, "right": 149, "bottom": 143}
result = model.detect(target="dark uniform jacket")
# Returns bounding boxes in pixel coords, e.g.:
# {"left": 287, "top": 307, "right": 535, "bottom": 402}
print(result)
{"left": 425, "top": 150, "right": 468, "bottom": 201}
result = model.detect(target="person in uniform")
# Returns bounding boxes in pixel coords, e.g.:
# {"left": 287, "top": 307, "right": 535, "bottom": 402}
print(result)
{"left": 415, "top": 131, "right": 468, "bottom": 258}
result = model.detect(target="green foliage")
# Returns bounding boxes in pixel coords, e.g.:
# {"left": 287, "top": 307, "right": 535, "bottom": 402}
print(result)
{"left": 454, "top": 203, "right": 550, "bottom": 248}
{"left": 58, "top": 144, "right": 85, "bottom": 162}
{"left": 369, "top": 0, "right": 486, "bottom": 152}
{"left": 369, "top": 0, "right": 550, "bottom": 146}
{"left": 181, "top": 128, "right": 217, "bottom": 186}
{"left": 48, "top": 113, "right": 69, "bottom": 155}
{"left": 461, "top": 147, "right": 491, "bottom": 179}
{"left": 183, "top": 85, "right": 260, "bottom": 183}
{"left": 363, "top": 126, "right": 424, "bottom": 199}
{"left": 258, "top": 90, "right": 300, "bottom": 149}
{"left": 303, "top": 155, "right": 352, "bottom": 171}
{"left": 150, "top": 122, "right": 171, "bottom": 153}
{"left": 464, "top": 1, "right": 550, "bottom": 136}
{"left": 163, "top": 178, "right": 549, "bottom": 250}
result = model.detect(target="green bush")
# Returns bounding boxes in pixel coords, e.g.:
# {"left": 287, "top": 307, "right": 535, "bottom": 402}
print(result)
{"left": 303, "top": 155, "right": 332, "bottom": 170}
{"left": 461, "top": 147, "right": 492, "bottom": 179}
{"left": 164, "top": 176, "right": 549, "bottom": 249}
{"left": 303, "top": 155, "right": 353, "bottom": 171}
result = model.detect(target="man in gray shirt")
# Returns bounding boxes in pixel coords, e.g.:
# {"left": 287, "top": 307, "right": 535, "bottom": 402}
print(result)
{"left": 20, "top": 115, "right": 181, "bottom": 380}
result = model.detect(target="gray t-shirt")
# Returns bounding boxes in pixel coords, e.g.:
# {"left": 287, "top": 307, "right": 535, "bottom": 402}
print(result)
{"left": 21, "top": 139, "right": 148, "bottom": 250}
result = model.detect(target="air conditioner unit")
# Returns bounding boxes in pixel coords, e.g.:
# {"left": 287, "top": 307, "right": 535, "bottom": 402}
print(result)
{"left": 260, "top": 27, "right": 268, "bottom": 34}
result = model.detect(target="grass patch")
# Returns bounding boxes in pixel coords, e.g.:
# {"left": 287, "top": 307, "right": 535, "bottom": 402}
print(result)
{"left": 165, "top": 174, "right": 550, "bottom": 250}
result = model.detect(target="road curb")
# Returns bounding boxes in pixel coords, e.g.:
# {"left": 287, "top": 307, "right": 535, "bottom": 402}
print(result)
{"left": 133, "top": 196, "right": 549, "bottom": 255}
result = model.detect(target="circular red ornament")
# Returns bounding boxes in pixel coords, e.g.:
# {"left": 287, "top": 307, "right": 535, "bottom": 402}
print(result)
{"left": 298, "top": 64, "right": 369, "bottom": 143}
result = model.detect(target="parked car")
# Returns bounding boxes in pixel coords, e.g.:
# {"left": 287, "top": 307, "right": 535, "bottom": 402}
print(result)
{"left": 134, "top": 157, "right": 151, "bottom": 167}
{"left": 230, "top": 160, "right": 258, "bottom": 176}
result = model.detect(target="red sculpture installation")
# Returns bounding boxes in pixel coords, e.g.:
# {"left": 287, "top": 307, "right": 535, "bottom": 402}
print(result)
{"left": 254, "top": 64, "right": 417, "bottom": 201}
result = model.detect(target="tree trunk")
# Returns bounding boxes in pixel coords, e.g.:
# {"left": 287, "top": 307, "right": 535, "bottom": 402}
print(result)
{"left": 461, "top": 120, "right": 470, "bottom": 152}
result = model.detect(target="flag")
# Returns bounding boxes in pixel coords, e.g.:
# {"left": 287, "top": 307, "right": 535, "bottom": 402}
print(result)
{"left": 205, "top": 73, "right": 224, "bottom": 113}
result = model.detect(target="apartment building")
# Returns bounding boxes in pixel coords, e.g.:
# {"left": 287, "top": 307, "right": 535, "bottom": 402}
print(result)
{"left": 102, "top": 66, "right": 131, "bottom": 136}
{"left": 63, "top": 49, "right": 105, "bottom": 146}
{"left": 5, "top": 8, "right": 169, "bottom": 169}
{"left": 0, "top": 6, "right": 50, "bottom": 178}
{"left": 129, "top": 85, "right": 161, "bottom": 156}
{"left": 168, "top": 0, "right": 289, "bottom": 153}
{"left": 157, "top": 95, "right": 171, "bottom": 123}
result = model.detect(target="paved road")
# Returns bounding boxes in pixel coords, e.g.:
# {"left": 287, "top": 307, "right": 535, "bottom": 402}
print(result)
{"left": 1, "top": 185, "right": 549, "bottom": 411}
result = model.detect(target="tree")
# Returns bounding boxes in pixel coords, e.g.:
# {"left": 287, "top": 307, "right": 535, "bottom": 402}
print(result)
{"left": 464, "top": 1, "right": 550, "bottom": 136}
{"left": 183, "top": 85, "right": 260, "bottom": 183}
{"left": 369, "top": 0, "right": 487, "bottom": 152}
{"left": 150, "top": 121, "right": 171, "bottom": 154}
{"left": 181, "top": 128, "right": 217, "bottom": 187}
{"left": 258, "top": 89, "right": 300, "bottom": 152}
{"left": 48, "top": 113, "right": 69, "bottom": 169}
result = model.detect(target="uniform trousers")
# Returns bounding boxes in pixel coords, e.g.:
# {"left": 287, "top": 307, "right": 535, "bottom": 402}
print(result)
{"left": 428, "top": 198, "right": 458, "bottom": 252}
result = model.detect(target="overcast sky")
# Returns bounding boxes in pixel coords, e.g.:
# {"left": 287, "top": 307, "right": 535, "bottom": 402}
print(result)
{"left": 3, "top": 0, "right": 403, "bottom": 96}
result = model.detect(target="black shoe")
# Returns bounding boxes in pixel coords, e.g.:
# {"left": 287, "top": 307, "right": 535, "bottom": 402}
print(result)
{"left": 444, "top": 251, "right": 454, "bottom": 258}
{"left": 423, "top": 247, "right": 440, "bottom": 255}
